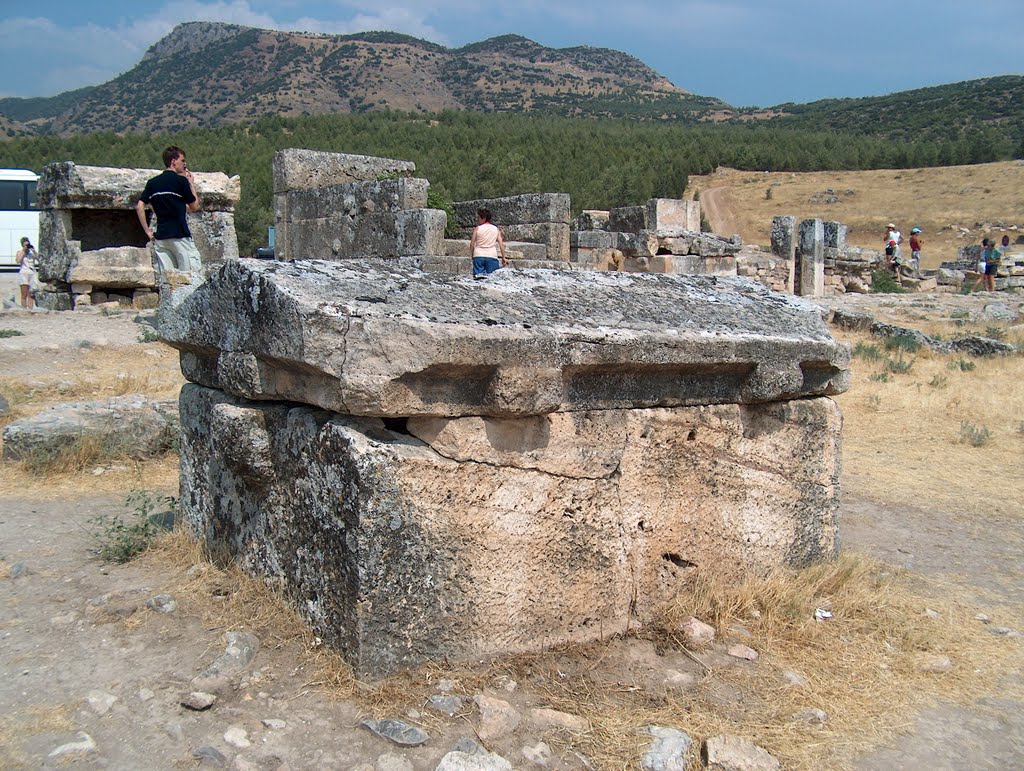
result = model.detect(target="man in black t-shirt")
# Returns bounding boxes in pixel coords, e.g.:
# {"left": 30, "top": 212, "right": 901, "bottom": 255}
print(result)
{"left": 136, "top": 145, "right": 202, "bottom": 281}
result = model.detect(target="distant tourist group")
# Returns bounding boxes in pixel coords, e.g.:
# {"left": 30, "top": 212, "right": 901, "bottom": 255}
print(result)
{"left": 885, "top": 223, "right": 1009, "bottom": 292}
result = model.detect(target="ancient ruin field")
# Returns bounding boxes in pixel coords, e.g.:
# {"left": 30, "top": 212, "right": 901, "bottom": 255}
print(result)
{"left": 1, "top": 280, "right": 1022, "bottom": 768}
{"left": 690, "top": 160, "right": 1024, "bottom": 269}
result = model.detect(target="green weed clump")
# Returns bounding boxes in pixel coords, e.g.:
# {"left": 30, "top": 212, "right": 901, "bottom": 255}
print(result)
{"left": 88, "top": 491, "right": 178, "bottom": 563}
{"left": 887, "top": 354, "right": 915, "bottom": 374}
{"left": 958, "top": 421, "right": 992, "bottom": 448}
{"left": 853, "top": 342, "right": 883, "bottom": 360}
{"left": 871, "top": 270, "right": 905, "bottom": 294}
{"left": 0, "top": 329, "right": 25, "bottom": 338}
{"left": 869, "top": 372, "right": 890, "bottom": 383}
{"left": 948, "top": 358, "right": 976, "bottom": 372}
{"left": 137, "top": 326, "right": 160, "bottom": 343}
{"left": 884, "top": 334, "right": 921, "bottom": 353}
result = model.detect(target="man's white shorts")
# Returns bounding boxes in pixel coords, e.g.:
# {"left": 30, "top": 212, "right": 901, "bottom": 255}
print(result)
{"left": 153, "top": 237, "right": 202, "bottom": 274}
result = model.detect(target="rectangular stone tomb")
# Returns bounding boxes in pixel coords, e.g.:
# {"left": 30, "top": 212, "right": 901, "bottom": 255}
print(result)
{"left": 180, "top": 384, "right": 842, "bottom": 678}
{"left": 167, "top": 259, "right": 850, "bottom": 678}
{"left": 160, "top": 259, "right": 850, "bottom": 418}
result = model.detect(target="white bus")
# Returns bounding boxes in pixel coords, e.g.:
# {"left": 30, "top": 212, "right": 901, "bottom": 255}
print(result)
{"left": 0, "top": 169, "right": 39, "bottom": 270}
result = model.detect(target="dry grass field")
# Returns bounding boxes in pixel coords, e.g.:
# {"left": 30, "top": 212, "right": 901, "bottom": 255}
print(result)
{"left": 688, "top": 160, "right": 1024, "bottom": 269}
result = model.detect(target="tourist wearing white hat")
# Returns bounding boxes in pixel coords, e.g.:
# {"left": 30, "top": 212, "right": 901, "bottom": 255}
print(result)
{"left": 884, "top": 223, "right": 903, "bottom": 275}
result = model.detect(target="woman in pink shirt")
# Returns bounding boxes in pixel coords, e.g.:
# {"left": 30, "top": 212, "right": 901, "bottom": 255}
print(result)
{"left": 470, "top": 208, "right": 506, "bottom": 279}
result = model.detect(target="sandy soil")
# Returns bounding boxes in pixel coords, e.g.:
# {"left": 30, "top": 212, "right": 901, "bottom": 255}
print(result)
{"left": 1, "top": 292, "right": 1022, "bottom": 770}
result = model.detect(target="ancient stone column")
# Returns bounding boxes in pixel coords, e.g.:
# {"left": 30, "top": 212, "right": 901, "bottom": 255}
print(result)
{"left": 770, "top": 215, "right": 797, "bottom": 294}
{"left": 798, "top": 218, "right": 825, "bottom": 297}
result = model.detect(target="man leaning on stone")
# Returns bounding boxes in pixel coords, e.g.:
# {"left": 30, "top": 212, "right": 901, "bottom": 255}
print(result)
{"left": 136, "top": 146, "right": 202, "bottom": 289}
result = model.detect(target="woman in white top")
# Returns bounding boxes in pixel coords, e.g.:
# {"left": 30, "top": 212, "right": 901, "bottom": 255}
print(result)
{"left": 16, "top": 236, "right": 37, "bottom": 309}
{"left": 470, "top": 208, "right": 506, "bottom": 279}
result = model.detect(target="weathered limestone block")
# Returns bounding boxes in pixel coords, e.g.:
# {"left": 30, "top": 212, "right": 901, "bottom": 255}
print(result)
{"left": 798, "top": 219, "right": 825, "bottom": 297}
{"left": 664, "top": 255, "right": 737, "bottom": 277}
{"left": 2, "top": 396, "right": 178, "bottom": 461}
{"left": 770, "top": 216, "right": 797, "bottom": 259}
{"left": 179, "top": 384, "right": 842, "bottom": 677}
{"left": 272, "top": 149, "right": 414, "bottom": 194}
{"left": 37, "top": 161, "right": 240, "bottom": 211}
{"left": 279, "top": 178, "right": 445, "bottom": 261}
{"left": 657, "top": 236, "right": 694, "bottom": 255}
{"left": 34, "top": 291, "right": 73, "bottom": 311}
{"left": 616, "top": 231, "right": 659, "bottom": 258}
{"left": 285, "top": 178, "right": 429, "bottom": 220}
{"left": 572, "top": 231, "right": 617, "bottom": 250}
{"left": 499, "top": 223, "right": 570, "bottom": 262}
{"left": 67, "top": 246, "right": 156, "bottom": 288}
{"left": 192, "top": 210, "right": 240, "bottom": 266}
{"left": 648, "top": 199, "right": 700, "bottom": 233}
{"left": 689, "top": 234, "right": 742, "bottom": 258}
{"left": 571, "top": 210, "right": 610, "bottom": 231}
{"left": 609, "top": 206, "right": 647, "bottom": 234}
{"left": 452, "top": 194, "right": 570, "bottom": 229}
{"left": 823, "top": 222, "right": 847, "bottom": 250}
{"left": 160, "top": 259, "right": 850, "bottom": 418}
{"left": 36, "top": 210, "right": 78, "bottom": 284}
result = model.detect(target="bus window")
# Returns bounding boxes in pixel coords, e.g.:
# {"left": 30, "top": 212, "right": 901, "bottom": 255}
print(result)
{"left": 0, "top": 181, "right": 25, "bottom": 210}
{"left": 26, "top": 181, "right": 37, "bottom": 208}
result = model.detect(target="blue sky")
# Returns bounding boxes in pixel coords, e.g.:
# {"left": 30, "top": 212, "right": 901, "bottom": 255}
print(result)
{"left": 2, "top": 0, "right": 1022, "bottom": 107}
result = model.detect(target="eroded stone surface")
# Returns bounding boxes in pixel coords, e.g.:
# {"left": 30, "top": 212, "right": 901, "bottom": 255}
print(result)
{"left": 179, "top": 384, "right": 841, "bottom": 677}
{"left": 161, "top": 259, "right": 850, "bottom": 418}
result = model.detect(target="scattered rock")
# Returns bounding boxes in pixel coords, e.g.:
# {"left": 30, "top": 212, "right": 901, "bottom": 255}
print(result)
{"left": 831, "top": 307, "right": 874, "bottom": 330}
{"left": 789, "top": 708, "right": 828, "bottom": 725}
{"left": 193, "top": 745, "right": 228, "bottom": 767}
{"left": 453, "top": 737, "right": 484, "bottom": 754}
{"left": 642, "top": 725, "right": 692, "bottom": 771}
{"left": 428, "top": 695, "right": 464, "bottom": 716}
{"left": 8, "top": 561, "right": 28, "bottom": 579}
{"left": 473, "top": 694, "right": 521, "bottom": 741}
{"left": 181, "top": 691, "right": 218, "bottom": 710}
{"left": 138, "top": 688, "right": 154, "bottom": 702}
{"left": 435, "top": 749, "right": 513, "bottom": 771}
{"left": 975, "top": 613, "right": 992, "bottom": 624}
{"left": 48, "top": 731, "right": 97, "bottom": 759}
{"left": 916, "top": 654, "right": 954, "bottom": 673}
{"left": 703, "top": 735, "right": 781, "bottom": 771}
{"left": 261, "top": 718, "right": 287, "bottom": 730}
{"left": 360, "top": 719, "right": 430, "bottom": 747}
{"left": 990, "top": 626, "right": 1021, "bottom": 638}
{"left": 145, "top": 593, "right": 178, "bottom": 613}
{"left": 192, "top": 630, "right": 260, "bottom": 691}
{"left": 924, "top": 608, "right": 941, "bottom": 619}
{"left": 661, "top": 669, "right": 698, "bottom": 692}
{"left": 948, "top": 336, "right": 1017, "bottom": 357}
{"left": 678, "top": 616, "right": 716, "bottom": 647}
{"left": 726, "top": 644, "right": 759, "bottom": 662}
{"left": 164, "top": 722, "right": 185, "bottom": 742}
{"left": 87, "top": 689, "right": 118, "bottom": 715}
{"left": 224, "top": 725, "right": 251, "bottom": 748}
{"left": 729, "top": 623, "right": 753, "bottom": 639}
{"left": 528, "top": 707, "right": 590, "bottom": 732}
{"left": 521, "top": 741, "right": 553, "bottom": 767}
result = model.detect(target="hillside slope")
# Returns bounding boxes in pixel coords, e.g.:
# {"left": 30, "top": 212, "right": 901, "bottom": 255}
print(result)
{"left": 0, "top": 23, "right": 725, "bottom": 134}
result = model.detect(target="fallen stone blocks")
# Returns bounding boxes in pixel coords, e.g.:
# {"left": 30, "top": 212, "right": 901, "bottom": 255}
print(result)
{"left": 165, "top": 259, "right": 850, "bottom": 677}
{"left": 2, "top": 396, "right": 179, "bottom": 463}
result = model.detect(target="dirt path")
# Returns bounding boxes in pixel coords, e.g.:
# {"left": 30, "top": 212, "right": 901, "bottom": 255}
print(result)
{"left": 698, "top": 187, "right": 733, "bottom": 237}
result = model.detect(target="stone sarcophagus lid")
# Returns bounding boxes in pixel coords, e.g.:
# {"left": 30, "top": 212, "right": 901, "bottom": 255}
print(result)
{"left": 164, "top": 260, "right": 850, "bottom": 677}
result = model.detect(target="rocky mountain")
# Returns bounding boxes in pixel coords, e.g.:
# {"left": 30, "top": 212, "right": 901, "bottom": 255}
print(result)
{"left": 0, "top": 22, "right": 726, "bottom": 135}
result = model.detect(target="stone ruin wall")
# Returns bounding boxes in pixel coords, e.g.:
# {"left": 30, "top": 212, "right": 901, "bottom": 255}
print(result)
{"left": 162, "top": 258, "right": 850, "bottom": 678}
{"left": 34, "top": 162, "right": 240, "bottom": 311}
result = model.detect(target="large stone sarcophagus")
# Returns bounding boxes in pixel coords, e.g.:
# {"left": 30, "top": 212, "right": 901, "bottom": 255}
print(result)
{"left": 162, "top": 260, "right": 849, "bottom": 677}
